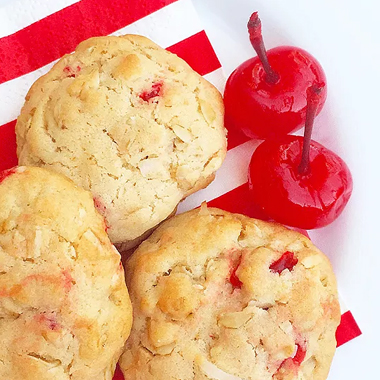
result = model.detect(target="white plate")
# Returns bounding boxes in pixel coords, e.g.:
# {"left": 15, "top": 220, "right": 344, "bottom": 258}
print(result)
{"left": 193, "top": 0, "right": 379, "bottom": 378}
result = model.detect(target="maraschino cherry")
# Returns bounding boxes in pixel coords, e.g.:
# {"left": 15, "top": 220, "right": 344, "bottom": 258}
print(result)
{"left": 224, "top": 12, "right": 327, "bottom": 139}
{"left": 248, "top": 83, "right": 353, "bottom": 229}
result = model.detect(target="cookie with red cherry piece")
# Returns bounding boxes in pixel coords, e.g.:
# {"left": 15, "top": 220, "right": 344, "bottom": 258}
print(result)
{"left": 16, "top": 34, "right": 227, "bottom": 251}
{"left": 0, "top": 166, "right": 132, "bottom": 380}
{"left": 120, "top": 205, "right": 340, "bottom": 380}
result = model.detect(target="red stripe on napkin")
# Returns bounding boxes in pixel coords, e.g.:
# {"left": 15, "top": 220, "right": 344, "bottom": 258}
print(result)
{"left": 208, "top": 182, "right": 270, "bottom": 221}
{"left": 0, "top": 0, "right": 178, "bottom": 84}
{"left": 336, "top": 311, "right": 362, "bottom": 347}
{"left": 167, "top": 31, "right": 221, "bottom": 76}
{"left": 0, "top": 120, "right": 17, "bottom": 171}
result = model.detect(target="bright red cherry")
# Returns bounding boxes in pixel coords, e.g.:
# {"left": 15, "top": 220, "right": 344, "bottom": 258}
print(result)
{"left": 248, "top": 83, "right": 353, "bottom": 229}
{"left": 224, "top": 12, "right": 327, "bottom": 140}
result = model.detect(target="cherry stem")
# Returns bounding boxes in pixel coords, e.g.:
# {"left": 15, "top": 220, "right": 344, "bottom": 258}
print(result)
{"left": 247, "top": 12, "right": 280, "bottom": 84}
{"left": 298, "top": 83, "right": 326, "bottom": 175}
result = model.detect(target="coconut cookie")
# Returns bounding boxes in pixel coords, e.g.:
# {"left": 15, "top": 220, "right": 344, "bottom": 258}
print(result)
{"left": 120, "top": 206, "right": 340, "bottom": 380}
{"left": 0, "top": 167, "right": 132, "bottom": 380}
{"left": 16, "top": 34, "right": 227, "bottom": 250}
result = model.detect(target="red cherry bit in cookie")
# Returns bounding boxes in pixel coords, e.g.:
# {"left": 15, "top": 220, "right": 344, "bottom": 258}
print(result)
{"left": 292, "top": 343, "right": 307, "bottom": 365}
{"left": 93, "top": 197, "right": 110, "bottom": 231}
{"left": 276, "top": 343, "right": 307, "bottom": 376}
{"left": 229, "top": 256, "right": 243, "bottom": 289}
{"left": 62, "top": 269, "right": 75, "bottom": 292}
{"left": 63, "top": 65, "right": 81, "bottom": 78}
{"left": 36, "top": 312, "right": 61, "bottom": 331}
{"left": 46, "top": 317, "right": 60, "bottom": 331}
{"left": 270, "top": 251, "right": 298, "bottom": 274}
{"left": 139, "top": 82, "right": 163, "bottom": 102}
{"left": 93, "top": 197, "right": 106, "bottom": 213}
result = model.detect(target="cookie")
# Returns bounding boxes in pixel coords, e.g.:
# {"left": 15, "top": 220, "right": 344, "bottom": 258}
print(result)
{"left": 16, "top": 34, "right": 227, "bottom": 250}
{"left": 120, "top": 205, "right": 340, "bottom": 380}
{"left": 0, "top": 167, "right": 132, "bottom": 380}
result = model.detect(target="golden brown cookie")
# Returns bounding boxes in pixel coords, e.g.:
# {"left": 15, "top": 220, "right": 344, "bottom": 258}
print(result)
{"left": 16, "top": 34, "right": 227, "bottom": 250}
{"left": 120, "top": 206, "right": 340, "bottom": 380}
{"left": 0, "top": 166, "right": 132, "bottom": 380}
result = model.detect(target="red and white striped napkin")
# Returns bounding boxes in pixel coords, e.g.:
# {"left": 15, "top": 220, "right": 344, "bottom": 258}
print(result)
{"left": 0, "top": 1, "right": 361, "bottom": 379}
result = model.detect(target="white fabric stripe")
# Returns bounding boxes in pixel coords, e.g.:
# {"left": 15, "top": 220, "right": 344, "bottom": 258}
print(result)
{"left": 178, "top": 139, "right": 260, "bottom": 214}
{"left": 0, "top": 0, "right": 204, "bottom": 126}
{"left": 0, "top": 0, "right": 80, "bottom": 38}
{"left": 203, "top": 67, "right": 226, "bottom": 93}
{"left": 339, "top": 296, "right": 349, "bottom": 314}
{"left": 111, "top": 0, "right": 203, "bottom": 47}
{"left": 0, "top": 60, "right": 58, "bottom": 125}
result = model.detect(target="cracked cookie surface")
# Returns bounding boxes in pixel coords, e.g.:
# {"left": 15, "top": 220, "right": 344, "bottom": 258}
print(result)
{"left": 120, "top": 206, "right": 340, "bottom": 380}
{"left": 0, "top": 167, "right": 132, "bottom": 380}
{"left": 16, "top": 34, "right": 227, "bottom": 249}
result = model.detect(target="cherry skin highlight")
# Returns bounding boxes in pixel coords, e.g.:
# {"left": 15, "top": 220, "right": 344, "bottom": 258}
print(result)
{"left": 224, "top": 12, "right": 327, "bottom": 139}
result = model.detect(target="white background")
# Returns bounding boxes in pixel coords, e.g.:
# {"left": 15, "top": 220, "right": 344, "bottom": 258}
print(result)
{"left": 192, "top": 0, "right": 379, "bottom": 378}
{"left": 0, "top": 0, "right": 378, "bottom": 378}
